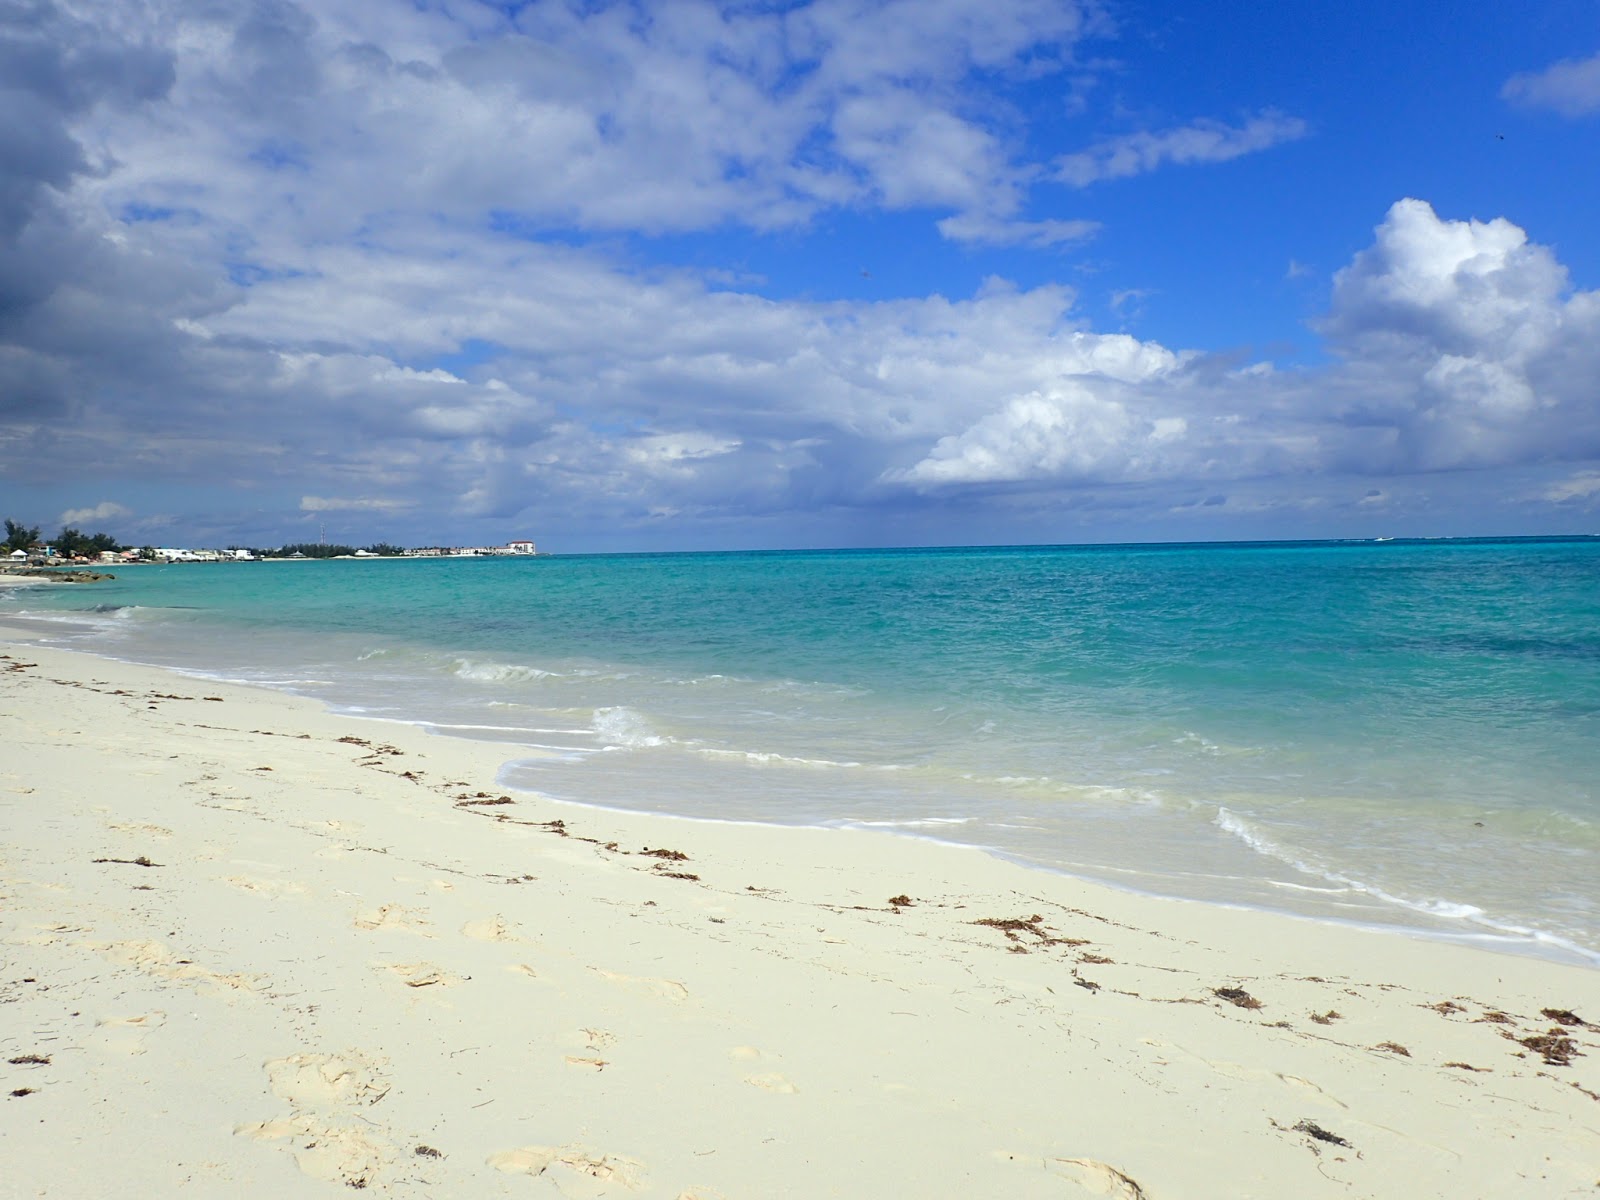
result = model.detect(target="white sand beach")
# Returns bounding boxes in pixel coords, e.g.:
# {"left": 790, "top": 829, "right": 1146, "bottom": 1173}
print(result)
{"left": 2, "top": 632, "right": 1596, "bottom": 1198}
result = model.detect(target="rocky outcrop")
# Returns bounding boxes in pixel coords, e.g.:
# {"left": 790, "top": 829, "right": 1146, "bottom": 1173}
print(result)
{"left": 0, "top": 566, "right": 116, "bottom": 582}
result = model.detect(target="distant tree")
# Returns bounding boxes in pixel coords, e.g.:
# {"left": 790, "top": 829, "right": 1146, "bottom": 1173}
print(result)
{"left": 85, "top": 532, "right": 121, "bottom": 555}
{"left": 53, "top": 526, "right": 88, "bottom": 557}
{"left": 139, "top": 546, "right": 157, "bottom": 561}
{"left": 4, "top": 519, "right": 41, "bottom": 551}
{"left": 363, "top": 542, "right": 405, "bottom": 556}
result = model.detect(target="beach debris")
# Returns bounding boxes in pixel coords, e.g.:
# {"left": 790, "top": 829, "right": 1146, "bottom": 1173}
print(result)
{"left": 1374, "top": 1041, "right": 1411, "bottom": 1057}
{"left": 1427, "top": 1000, "right": 1467, "bottom": 1015}
{"left": 91, "top": 855, "right": 161, "bottom": 867}
{"left": 1516, "top": 1029, "right": 1580, "bottom": 1066}
{"left": 456, "top": 795, "right": 514, "bottom": 806}
{"left": 1309, "top": 1010, "right": 1341, "bottom": 1025}
{"left": 10, "top": 1088, "right": 36, "bottom": 1098}
{"left": 1443, "top": 1061, "right": 1490, "bottom": 1072}
{"left": 887, "top": 894, "right": 914, "bottom": 909}
{"left": 414, "top": 1146, "right": 443, "bottom": 1158}
{"left": 971, "top": 914, "right": 1081, "bottom": 951}
{"left": 7, "top": 1054, "right": 50, "bottom": 1065}
{"left": 640, "top": 847, "right": 688, "bottom": 861}
{"left": 657, "top": 871, "right": 700, "bottom": 881}
{"left": 1292, "top": 1119, "right": 1351, "bottom": 1148}
{"left": 1212, "top": 986, "right": 1263, "bottom": 1010}
{"left": 1477, "top": 1010, "right": 1514, "bottom": 1024}
{"left": 1541, "top": 1007, "right": 1588, "bottom": 1027}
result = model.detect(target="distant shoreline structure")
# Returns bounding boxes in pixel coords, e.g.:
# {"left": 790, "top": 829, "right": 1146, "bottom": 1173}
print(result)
{"left": 18, "top": 538, "right": 544, "bottom": 566}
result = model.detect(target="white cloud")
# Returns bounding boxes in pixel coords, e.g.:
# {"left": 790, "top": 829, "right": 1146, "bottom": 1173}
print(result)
{"left": 4, "top": 3, "right": 1599, "bottom": 545}
{"left": 1502, "top": 52, "right": 1600, "bottom": 117}
{"left": 1540, "top": 472, "right": 1600, "bottom": 504}
{"left": 60, "top": 501, "right": 132, "bottom": 526}
{"left": 936, "top": 213, "right": 1101, "bottom": 247}
{"left": 1318, "top": 198, "right": 1600, "bottom": 471}
{"left": 300, "top": 496, "right": 415, "bottom": 512}
{"left": 1055, "top": 112, "right": 1307, "bottom": 187}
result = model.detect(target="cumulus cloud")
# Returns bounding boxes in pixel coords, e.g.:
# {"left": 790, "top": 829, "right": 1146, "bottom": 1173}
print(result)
{"left": 1502, "top": 52, "right": 1600, "bottom": 117}
{"left": 1317, "top": 198, "right": 1600, "bottom": 471}
{"left": 887, "top": 387, "right": 1185, "bottom": 486}
{"left": 2, "top": 2, "right": 1598, "bottom": 546}
{"left": 60, "top": 501, "right": 132, "bottom": 526}
{"left": 1055, "top": 112, "right": 1307, "bottom": 187}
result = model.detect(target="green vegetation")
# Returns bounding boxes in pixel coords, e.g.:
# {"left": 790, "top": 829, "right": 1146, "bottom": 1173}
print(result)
{"left": 4, "top": 518, "right": 123, "bottom": 558}
{"left": 4, "top": 519, "right": 41, "bottom": 552}
{"left": 52, "top": 527, "right": 122, "bottom": 557}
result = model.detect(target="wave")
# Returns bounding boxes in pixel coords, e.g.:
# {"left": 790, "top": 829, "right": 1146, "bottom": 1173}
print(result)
{"left": 449, "top": 657, "right": 560, "bottom": 683}
{"left": 590, "top": 706, "right": 667, "bottom": 749}
{"left": 1212, "top": 807, "right": 1599, "bottom": 962}
{"left": 692, "top": 747, "right": 863, "bottom": 769}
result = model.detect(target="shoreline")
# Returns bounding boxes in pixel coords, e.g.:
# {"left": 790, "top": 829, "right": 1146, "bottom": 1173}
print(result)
{"left": 9, "top": 604, "right": 1599, "bottom": 969}
{"left": 3, "top": 633, "right": 1597, "bottom": 1197}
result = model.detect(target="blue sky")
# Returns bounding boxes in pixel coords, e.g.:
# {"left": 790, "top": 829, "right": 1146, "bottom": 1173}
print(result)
{"left": 3, "top": 0, "right": 1600, "bottom": 552}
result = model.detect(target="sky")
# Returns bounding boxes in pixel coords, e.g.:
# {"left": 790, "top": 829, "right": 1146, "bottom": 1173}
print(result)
{"left": 2, "top": 0, "right": 1600, "bottom": 553}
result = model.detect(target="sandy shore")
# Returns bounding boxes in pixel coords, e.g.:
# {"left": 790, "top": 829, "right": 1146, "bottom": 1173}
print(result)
{"left": 2, "top": 633, "right": 1596, "bottom": 1198}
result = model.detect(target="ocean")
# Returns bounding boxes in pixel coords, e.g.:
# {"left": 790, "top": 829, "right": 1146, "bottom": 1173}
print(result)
{"left": 6, "top": 538, "right": 1597, "bottom": 964}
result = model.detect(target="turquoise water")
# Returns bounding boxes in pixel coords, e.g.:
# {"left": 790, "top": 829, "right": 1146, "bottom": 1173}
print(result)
{"left": 7, "top": 538, "right": 1598, "bottom": 962}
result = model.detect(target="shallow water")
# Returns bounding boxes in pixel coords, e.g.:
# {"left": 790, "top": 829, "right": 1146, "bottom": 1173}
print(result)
{"left": 8, "top": 538, "right": 1598, "bottom": 963}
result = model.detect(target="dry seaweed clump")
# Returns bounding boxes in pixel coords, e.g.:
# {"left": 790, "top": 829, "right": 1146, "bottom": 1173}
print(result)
{"left": 1518, "top": 1029, "right": 1581, "bottom": 1066}
{"left": 1541, "top": 1008, "right": 1588, "bottom": 1027}
{"left": 1213, "top": 986, "right": 1263, "bottom": 1010}
{"left": 971, "top": 914, "right": 1083, "bottom": 952}
{"left": 1293, "top": 1120, "right": 1351, "bottom": 1148}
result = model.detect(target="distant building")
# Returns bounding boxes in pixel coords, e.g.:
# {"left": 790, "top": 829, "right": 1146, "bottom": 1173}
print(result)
{"left": 505, "top": 539, "right": 537, "bottom": 554}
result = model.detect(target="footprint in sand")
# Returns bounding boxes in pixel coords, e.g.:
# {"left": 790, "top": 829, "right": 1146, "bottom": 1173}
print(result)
{"left": 236, "top": 1051, "right": 395, "bottom": 1190}
{"left": 489, "top": 1145, "right": 646, "bottom": 1195}
{"left": 462, "top": 914, "right": 519, "bottom": 942}
{"left": 731, "top": 1047, "right": 798, "bottom": 1093}
{"left": 90, "top": 1011, "right": 166, "bottom": 1056}
{"left": 590, "top": 968, "right": 688, "bottom": 1002}
{"left": 107, "top": 821, "right": 174, "bottom": 838}
{"left": 224, "top": 876, "right": 308, "bottom": 898}
{"left": 353, "top": 903, "right": 433, "bottom": 935}
{"left": 742, "top": 1072, "right": 799, "bottom": 1093}
{"left": 86, "top": 939, "right": 260, "bottom": 995}
{"left": 375, "top": 961, "right": 465, "bottom": 989}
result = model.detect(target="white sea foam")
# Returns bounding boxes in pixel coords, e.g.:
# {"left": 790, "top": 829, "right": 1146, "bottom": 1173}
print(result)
{"left": 1212, "top": 806, "right": 1598, "bottom": 960}
{"left": 590, "top": 706, "right": 666, "bottom": 749}
{"left": 693, "top": 747, "right": 862, "bottom": 769}
{"left": 450, "top": 657, "right": 557, "bottom": 683}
